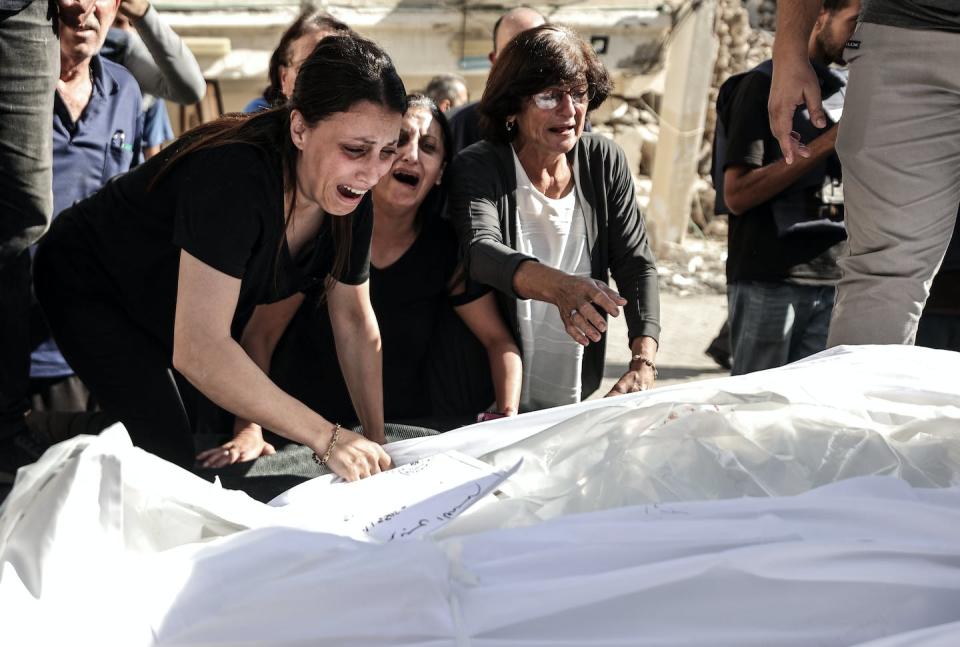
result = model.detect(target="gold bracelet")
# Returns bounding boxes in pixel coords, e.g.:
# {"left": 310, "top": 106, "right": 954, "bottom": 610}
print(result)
{"left": 312, "top": 423, "right": 342, "bottom": 466}
{"left": 630, "top": 354, "right": 658, "bottom": 378}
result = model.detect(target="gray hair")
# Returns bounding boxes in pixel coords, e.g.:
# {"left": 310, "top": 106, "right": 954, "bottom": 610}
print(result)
{"left": 424, "top": 73, "right": 469, "bottom": 110}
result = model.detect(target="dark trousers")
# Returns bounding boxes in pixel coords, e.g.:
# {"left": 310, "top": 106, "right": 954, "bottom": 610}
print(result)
{"left": 916, "top": 314, "right": 960, "bottom": 353}
{"left": 0, "top": 1, "right": 59, "bottom": 441}
{"left": 33, "top": 221, "right": 196, "bottom": 467}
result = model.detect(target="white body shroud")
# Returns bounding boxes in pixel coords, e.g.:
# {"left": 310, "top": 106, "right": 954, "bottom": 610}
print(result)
{"left": 2, "top": 345, "right": 960, "bottom": 646}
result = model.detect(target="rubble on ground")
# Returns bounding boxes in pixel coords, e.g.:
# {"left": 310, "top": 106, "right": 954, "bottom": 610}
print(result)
{"left": 655, "top": 218, "right": 728, "bottom": 296}
{"left": 591, "top": 1, "right": 773, "bottom": 236}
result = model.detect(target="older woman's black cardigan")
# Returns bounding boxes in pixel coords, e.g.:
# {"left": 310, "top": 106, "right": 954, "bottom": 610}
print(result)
{"left": 448, "top": 133, "right": 661, "bottom": 398}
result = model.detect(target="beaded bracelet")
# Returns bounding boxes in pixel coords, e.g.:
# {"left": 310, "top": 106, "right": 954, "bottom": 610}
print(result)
{"left": 630, "top": 354, "right": 658, "bottom": 378}
{"left": 312, "top": 423, "right": 342, "bottom": 466}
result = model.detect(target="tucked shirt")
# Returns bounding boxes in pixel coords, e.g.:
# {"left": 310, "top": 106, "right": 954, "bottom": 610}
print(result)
{"left": 862, "top": 0, "right": 960, "bottom": 32}
{"left": 32, "top": 55, "right": 143, "bottom": 379}
{"left": 512, "top": 148, "right": 592, "bottom": 410}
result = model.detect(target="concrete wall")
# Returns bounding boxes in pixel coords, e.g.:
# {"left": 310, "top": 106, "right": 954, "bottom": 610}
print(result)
{"left": 156, "top": 1, "right": 670, "bottom": 118}
{"left": 155, "top": 1, "right": 706, "bottom": 243}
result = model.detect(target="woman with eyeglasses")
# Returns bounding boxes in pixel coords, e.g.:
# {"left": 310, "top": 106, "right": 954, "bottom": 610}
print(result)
{"left": 448, "top": 24, "right": 661, "bottom": 411}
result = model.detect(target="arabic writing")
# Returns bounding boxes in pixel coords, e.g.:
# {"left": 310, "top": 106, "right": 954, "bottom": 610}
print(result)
{"left": 382, "top": 483, "right": 485, "bottom": 542}
{"left": 436, "top": 484, "right": 482, "bottom": 522}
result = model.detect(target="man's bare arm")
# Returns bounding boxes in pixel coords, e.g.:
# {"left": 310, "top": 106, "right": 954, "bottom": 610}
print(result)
{"left": 725, "top": 125, "right": 838, "bottom": 215}
{"left": 770, "top": 0, "right": 827, "bottom": 164}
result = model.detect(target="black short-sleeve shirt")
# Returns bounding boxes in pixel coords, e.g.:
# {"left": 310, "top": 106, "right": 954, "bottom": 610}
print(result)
{"left": 723, "top": 68, "right": 846, "bottom": 285}
{"left": 270, "top": 216, "right": 475, "bottom": 424}
{"left": 55, "top": 135, "right": 372, "bottom": 352}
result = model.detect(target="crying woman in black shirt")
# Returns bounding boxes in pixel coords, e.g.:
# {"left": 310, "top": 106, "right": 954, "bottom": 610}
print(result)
{"left": 34, "top": 36, "right": 404, "bottom": 481}
{"left": 197, "top": 95, "right": 523, "bottom": 468}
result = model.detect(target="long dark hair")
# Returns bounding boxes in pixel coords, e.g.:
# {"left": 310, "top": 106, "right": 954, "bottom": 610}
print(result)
{"left": 263, "top": 5, "right": 355, "bottom": 105}
{"left": 479, "top": 24, "right": 611, "bottom": 143}
{"left": 156, "top": 35, "right": 406, "bottom": 288}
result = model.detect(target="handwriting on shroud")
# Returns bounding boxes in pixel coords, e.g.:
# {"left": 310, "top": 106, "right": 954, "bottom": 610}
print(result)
{"left": 371, "top": 483, "right": 485, "bottom": 542}
{"left": 362, "top": 506, "right": 408, "bottom": 534}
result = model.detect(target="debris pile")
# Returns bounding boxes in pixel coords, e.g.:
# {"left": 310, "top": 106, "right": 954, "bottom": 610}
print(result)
{"left": 591, "top": 1, "right": 773, "bottom": 237}
{"left": 747, "top": 0, "right": 778, "bottom": 32}
{"left": 655, "top": 220, "right": 729, "bottom": 296}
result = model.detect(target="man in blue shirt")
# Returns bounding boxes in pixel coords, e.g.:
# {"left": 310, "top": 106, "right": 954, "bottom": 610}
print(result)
{"left": 30, "top": 0, "right": 143, "bottom": 414}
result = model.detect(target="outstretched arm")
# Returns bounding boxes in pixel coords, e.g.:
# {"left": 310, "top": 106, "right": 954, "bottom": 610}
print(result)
{"left": 606, "top": 335, "right": 658, "bottom": 396}
{"left": 196, "top": 293, "right": 303, "bottom": 468}
{"left": 328, "top": 278, "right": 386, "bottom": 445}
{"left": 513, "top": 261, "right": 627, "bottom": 347}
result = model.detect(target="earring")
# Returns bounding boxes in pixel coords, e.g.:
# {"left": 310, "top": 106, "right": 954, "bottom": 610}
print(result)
{"left": 505, "top": 119, "right": 516, "bottom": 135}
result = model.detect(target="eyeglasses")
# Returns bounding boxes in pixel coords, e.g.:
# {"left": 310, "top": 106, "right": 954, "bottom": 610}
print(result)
{"left": 531, "top": 86, "right": 593, "bottom": 111}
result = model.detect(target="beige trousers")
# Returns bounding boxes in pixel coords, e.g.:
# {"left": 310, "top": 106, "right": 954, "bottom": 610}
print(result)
{"left": 830, "top": 22, "right": 960, "bottom": 346}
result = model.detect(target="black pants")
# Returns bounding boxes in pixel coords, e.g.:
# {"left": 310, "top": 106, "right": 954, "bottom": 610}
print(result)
{"left": 0, "top": 254, "right": 33, "bottom": 440}
{"left": 916, "top": 313, "right": 960, "bottom": 353}
{"left": 33, "top": 223, "right": 195, "bottom": 467}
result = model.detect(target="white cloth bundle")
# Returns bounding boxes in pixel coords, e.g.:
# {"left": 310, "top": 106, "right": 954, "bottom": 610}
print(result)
{"left": 2, "top": 345, "right": 960, "bottom": 645}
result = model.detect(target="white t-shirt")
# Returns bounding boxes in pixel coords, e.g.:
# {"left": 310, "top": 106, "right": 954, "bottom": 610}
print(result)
{"left": 512, "top": 149, "right": 593, "bottom": 411}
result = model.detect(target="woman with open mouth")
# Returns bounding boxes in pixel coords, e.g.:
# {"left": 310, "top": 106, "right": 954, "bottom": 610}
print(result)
{"left": 198, "top": 94, "right": 523, "bottom": 467}
{"left": 34, "top": 36, "right": 403, "bottom": 481}
{"left": 449, "top": 25, "right": 662, "bottom": 412}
